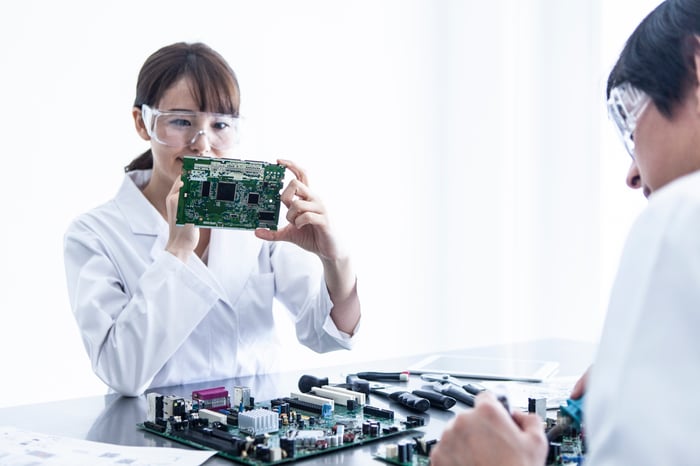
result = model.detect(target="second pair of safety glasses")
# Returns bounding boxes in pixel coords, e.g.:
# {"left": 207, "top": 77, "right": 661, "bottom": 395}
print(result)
{"left": 607, "top": 82, "right": 651, "bottom": 159}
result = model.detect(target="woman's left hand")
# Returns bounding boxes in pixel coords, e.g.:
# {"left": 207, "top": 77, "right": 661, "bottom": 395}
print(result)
{"left": 254, "top": 159, "right": 343, "bottom": 260}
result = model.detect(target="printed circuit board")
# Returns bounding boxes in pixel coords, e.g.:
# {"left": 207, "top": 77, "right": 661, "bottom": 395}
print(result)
{"left": 139, "top": 385, "right": 426, "bottom": 465}
{"left": 176, "top": 156, "right": 285, "bottom": 230}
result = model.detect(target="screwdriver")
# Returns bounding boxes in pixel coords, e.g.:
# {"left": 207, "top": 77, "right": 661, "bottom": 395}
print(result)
{"left": 430, "top": 382, "right": 475, "bottom": 407}
{"left": 371, "top": 386, "right": 430, "bottom": 413}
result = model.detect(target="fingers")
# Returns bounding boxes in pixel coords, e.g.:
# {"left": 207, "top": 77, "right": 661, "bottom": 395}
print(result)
{"left": 255, "top": 228, "right": 278, "bottom": 242}
{"left": 286, "top": 199, "right": 326, "bottom": 227}
{"left": 473, "top": 392, "right": 514, "bottom": 426}
{"left": 280, "top": 178, "right": 314, "bottom": 206}
{"left": 511, "top": 411, "right": 549, "bottom": 460}
{"left": 279, "top": 174, "right": 328, "bottom": 229}
{"left": 511, "top": 410, "right": 543, "bottom": 432}
{"left": 278, "top": 158, "right": 309, "bottom": 186}
{"left": 165, "top": 178, "right": 184, "bottom": 223}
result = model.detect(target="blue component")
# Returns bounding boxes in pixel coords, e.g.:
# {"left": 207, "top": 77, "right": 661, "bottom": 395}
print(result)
{"left": 560, "top": 396, "right": 584, "bottom": 429}
{"left": 322, "top": 403, "right": 333, "bottom": 419}
{"left": 561, "top": 454, "right": 585, "bottom": 465}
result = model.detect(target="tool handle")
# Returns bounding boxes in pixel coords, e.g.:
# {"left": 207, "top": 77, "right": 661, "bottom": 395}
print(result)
{"left": 356, "top": 371, "right": 409, "bottom": 381}
{"left": 388, "top": 391, "right": 430, "bottom": 413}
{"left": 462, "top": 383, "right": 486, "bottom": 395}
{"left": 412, "top": 389, "right": 456, "bottom": 410}
{"left": 438, "top": 384, "right": 475, "bottom": 407}
{"left": 298, "top": 374, "right": 329, "bottom": 393}
{"left": 345, "top": 374, "right": 370, "bottom": 395}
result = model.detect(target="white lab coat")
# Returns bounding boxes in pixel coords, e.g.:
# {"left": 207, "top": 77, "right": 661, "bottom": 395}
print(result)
{"left": 586, "top": 170, "right": 700, "bottom": 464}
{"left": 64, "top": 169, "right": 355, "bottom": 396}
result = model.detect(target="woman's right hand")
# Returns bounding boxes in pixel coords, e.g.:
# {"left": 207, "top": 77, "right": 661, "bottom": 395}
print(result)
{"left": 165, "top": 177, "right": 198, "bottom": 262}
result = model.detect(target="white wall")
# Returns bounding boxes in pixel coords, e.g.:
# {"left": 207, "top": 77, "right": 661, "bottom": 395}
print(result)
{"left": 0, "top": 0, "right": 660, "bottom": 407}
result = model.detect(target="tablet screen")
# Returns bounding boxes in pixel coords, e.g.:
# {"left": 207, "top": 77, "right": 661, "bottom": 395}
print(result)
{"left": 408, "top": 354, "right": 559, "bottom": 382}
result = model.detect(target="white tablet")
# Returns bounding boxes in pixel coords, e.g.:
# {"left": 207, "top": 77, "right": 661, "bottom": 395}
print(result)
{"left": 408, "top": 354, "right": 559, "bottom": 383}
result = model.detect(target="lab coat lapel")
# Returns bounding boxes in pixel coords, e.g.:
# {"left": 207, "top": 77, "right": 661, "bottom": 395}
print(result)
{"left": 117, "top": 170, "right": 234, "bottom": 305}
{"left": 208, "top": 229, "right": 262, "bottom": 305}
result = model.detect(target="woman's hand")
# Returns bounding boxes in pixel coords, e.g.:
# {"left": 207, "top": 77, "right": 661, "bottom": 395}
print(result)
{"left": 254, "top": 159, "right": 343, "bottom": 261}
{"left": 165, "top": 177, "right": 199, "bottom": 262}
{"left": 256, "top": 159, "right": 360, "bottom": 335}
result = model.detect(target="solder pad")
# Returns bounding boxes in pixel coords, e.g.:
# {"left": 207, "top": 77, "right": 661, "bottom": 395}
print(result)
{"left": 176, "top": 156, "right": 285, "bottom": 230}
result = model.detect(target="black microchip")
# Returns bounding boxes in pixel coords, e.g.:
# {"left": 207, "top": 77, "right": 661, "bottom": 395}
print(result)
{"left": 258, "top": 211, "right": 275, "bottom": 221}
{"left": 216, "top": 182, "right": 237, "bottom": 201}
{"left": 202, "top": 181, "right": 211, "bottom": 197}
{"left": 248, "top": 193, "right": 260, "bottom": 205}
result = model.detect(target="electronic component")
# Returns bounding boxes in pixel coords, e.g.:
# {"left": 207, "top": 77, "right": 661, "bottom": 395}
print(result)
{"left": 233, "top": 386, "right": 252, "bottom": 410}
{"left": 238, "top": 408, "right": 278, "bottom": 435}
{"left": 197, "top": 409, "right": 227, "bottom": 425}
{"left": 192, "top": 386, "right": 230, "bottom": 411}
{"left": 139, "top": 385, "right": 424, "bottom": 465}
{"left": 311, "top": 385, "right": 366, "bottom": 406}
{"left": 176, "top": 156, "right": 285, "bottom": 230}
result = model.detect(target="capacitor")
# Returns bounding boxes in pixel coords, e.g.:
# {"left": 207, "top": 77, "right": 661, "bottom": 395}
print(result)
{"left": 362, "top": 421, "right": 371, "bottom": 435}
{"left": 398, "top": 442, "right": 409, "bottom": 462}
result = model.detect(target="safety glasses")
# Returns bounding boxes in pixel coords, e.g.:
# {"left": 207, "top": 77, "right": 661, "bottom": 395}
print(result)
{"left": 607, "top": 82, "right": 651, "bottom": 158}
{"left": 142, "top": 104, "right": 239, "bottom": 151}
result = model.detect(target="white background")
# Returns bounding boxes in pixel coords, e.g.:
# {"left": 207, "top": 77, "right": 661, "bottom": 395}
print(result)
{"left": 0, "top": 0, "right": 660, "bottom": 407}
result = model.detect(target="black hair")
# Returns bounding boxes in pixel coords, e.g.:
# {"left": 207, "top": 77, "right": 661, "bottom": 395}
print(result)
{"left": 607, "top": 0, "right": 700, "bottom": 118}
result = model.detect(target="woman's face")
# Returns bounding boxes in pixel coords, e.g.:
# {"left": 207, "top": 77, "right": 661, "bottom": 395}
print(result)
{"left": 136, "top": 77, "right": 235, "bottom": 185}
{"left": 626, "top": 90, "right": 700, "bottom": 197}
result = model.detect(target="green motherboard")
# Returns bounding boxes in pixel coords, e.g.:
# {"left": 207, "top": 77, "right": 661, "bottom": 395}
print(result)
{"left": 176, "top": 156, "right": 286, "bottom": 230}
{"left": 138, "top": 391, "right": 426, "bottom": 465}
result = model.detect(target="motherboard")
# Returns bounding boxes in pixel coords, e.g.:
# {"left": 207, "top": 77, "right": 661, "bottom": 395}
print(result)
{"left": 176, "top": 156, "right": 285, "bottom": 230}
{"left": 139, "top": 385, "right": 426, "bottom": 465}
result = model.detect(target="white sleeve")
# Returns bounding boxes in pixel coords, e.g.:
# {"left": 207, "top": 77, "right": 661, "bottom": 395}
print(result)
{"left": 586, "top": 193, "right": 700, "bottom": 465}
{"left": 270, "top": 242, "right": 357, "bottom": 352}
{"left": 64, "top": 223, "right": 219, "bottom": 396}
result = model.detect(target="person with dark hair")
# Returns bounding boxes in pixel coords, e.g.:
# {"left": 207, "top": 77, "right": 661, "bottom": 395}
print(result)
{"left": 430, "top": 1, "right": 700, "bottom": 464}
{"left": 63, "top": 42, "right": 361, "bottom": 397}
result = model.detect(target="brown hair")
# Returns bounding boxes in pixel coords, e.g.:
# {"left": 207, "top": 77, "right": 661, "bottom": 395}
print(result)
{"left": 125, "top": 42, "right": 241, "bottom": 172}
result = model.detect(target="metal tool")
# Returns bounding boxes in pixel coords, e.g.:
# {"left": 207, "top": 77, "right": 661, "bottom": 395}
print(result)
{"left": 420, "top": 373, "right": 487, "bottom": 395}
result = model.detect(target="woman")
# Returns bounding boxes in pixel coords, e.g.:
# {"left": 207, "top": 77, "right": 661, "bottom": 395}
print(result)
{"left": 64, "top": 42, "right": 361, "bottom": 396}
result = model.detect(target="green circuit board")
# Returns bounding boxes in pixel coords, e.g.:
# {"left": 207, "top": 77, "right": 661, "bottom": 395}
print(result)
{"left": 138, "top": 392, "right": 425, "bottom": 465}
{"left": 176, "top": 156, "right": 285, "bottom": 230}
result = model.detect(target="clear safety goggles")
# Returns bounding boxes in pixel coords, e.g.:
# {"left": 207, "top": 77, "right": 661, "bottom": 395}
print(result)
{"left": 607, "top": 82, "right": 651, "bottom": 158}
{"left": 142, "top": 104, "right": 239, "bottom": 151}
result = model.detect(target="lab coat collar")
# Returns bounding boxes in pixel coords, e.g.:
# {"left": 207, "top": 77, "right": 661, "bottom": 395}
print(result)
{"left": 115, "top": 169, "right": 167, "bottom": 237}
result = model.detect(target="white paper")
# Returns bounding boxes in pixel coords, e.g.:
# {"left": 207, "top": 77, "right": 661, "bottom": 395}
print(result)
{"left": 0, "top": 426, "right": 216, "bottom": 466}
